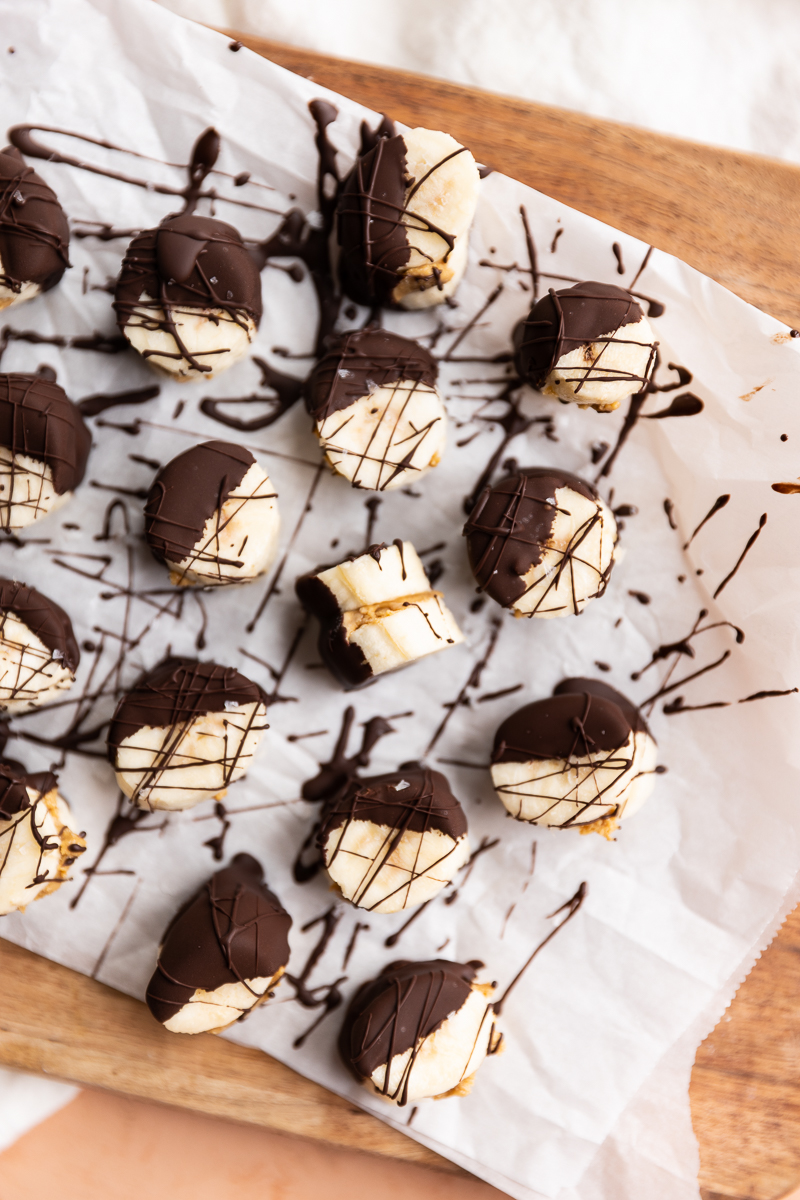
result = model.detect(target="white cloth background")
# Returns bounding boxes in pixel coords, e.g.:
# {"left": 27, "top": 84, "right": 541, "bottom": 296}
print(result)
{"left": 1, "top": 0, "right": 796, "bottom": 1171}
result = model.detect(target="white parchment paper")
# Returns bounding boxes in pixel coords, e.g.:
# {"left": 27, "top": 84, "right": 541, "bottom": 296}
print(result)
{"left": 2, "top": 3, "right": 800, "bottom": 1197}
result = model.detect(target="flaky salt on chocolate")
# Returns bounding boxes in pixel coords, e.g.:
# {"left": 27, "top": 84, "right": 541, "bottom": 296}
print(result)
{"left": 304, "top": 328, "right": 446, "bottom": 491}
{"left": 514, "top": 282, "right": 657, "bottom": 412}
{"left": 463, "top": 467, "right": 618, "bottom": 618}
{"left": 144, "top": 440, "right": 280, "bottom": 587}
{"left": 0, "top": 764, "right": 86, "bottom": 916}
{"left": 0, "top": 579, "right": 80, "bottom": 712}
{"left": 318, "top": 765, "right": 469, "bottom": 913}
{"left": 0, "top": 375, "right": 91, "bottom": 530}
{"left": 0, "top": 145, "right": 70, "bottom": 310}
{"left": 114, "top": 213, "right": 262, "bottom": 381}
{"left": 336, "top": 125, "right": 480, "bottom": 310}
{"left": 107, "top": 658, "right": 268, "bottom": 811}
{"left": 339, "top": 959, "right": 501, "bottom": 1105}
{"left": 146, "top": 854, "right": 291, "bottom": 1035}
{"left": 490, "top": 678, "right": 659, "bottom": 834}
{"left": 296, "top": 539, "right": 463, "bottom": 689}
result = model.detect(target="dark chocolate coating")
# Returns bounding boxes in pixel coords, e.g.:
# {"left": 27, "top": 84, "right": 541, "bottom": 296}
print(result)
{"left": 0, "top": 764, "right": 33, "bottom": 819}
{"left": 319, "top": 765, "right": 467, "bottom": 850}
{"left": 554, "top": 677, "right": 650, "bottom": 736}
{"left": 0, "top": 375, "right": 91, "bottom": 496}
{"left": 295, "top": 570, "right": 373, "bottom": 690}
{"left": 113, "top": 213, "right": 262, "bottom": 373}
{"left": 336, "top": 134, "right": 411, "bottom": 306}
{"left": 514, "top": 282, "right": 645, "bottom": 388}
{"left": 146, "top": 853, "right": 292, "bottom": 1026}
{"left": 0, "top": 578, "right": 80, "bottom": 674}
{"left": 304, "top": 328, "right": 438, "bottom": 422}
{"left": 144, "top": 440, "right": 255, "bottom": 567}
{"left": 492, "top": 678, "right": 651, "bottom": 766}
{"left": 107, "top": 657, "right": 266, "bottom": 758}
{"left": 463, "top": 466, "right": 603, "bottom": 609}
{"left": 0, "top": 145, "right": 70, "bottom": 295}
{"left": 339, "top": 958, "right": 481, "bottom": 1097}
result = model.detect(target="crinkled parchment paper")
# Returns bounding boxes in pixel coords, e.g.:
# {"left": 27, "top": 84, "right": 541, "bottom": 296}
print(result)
{"left": 2, "top": 3, "right": 800, "bottom": 1197}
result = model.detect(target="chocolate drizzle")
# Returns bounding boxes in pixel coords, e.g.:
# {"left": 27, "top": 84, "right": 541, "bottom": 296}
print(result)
{"left": 338, "top": 958, "right": 484, "bottom": 1103}
{"left": 144, "top": 439, "right": 257, "bottom": 569}
{"left": 145, "top": 853, "right": 291, "bottom": 1026}
{"left": 0, "top": 374, "right": 91, "bottom": 499}
{"left": 0, "top": 145, "right": 70, "bottom": 295}
{"left": 304, "top": 328, "right": 438, "bottom": 422}
{"left": 464, "top": 466, "right": 610, "bottom": 610}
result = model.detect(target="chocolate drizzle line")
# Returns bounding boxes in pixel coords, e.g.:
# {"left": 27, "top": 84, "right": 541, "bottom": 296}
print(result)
{"left": 424, "top": 616, "right": 502, "bottom": 757}
{"left": 712, "top": 513, "right": 767, "bottom": 599}
{"left": 284, "top": 905, "right": 348, "bottom": 1048}
{"left": 78, "top": 385, "right": 160, "bottom": 417}
{"left": 683, "top": 494, "right": 730, "bottom": 550}
{"left": 493, "top": 882, "right": 587, "bottom": 1016}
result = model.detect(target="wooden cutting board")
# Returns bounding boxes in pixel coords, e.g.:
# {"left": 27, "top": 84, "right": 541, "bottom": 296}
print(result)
{"left": 3, "top": 33, "right": 800, "bottom": 1200}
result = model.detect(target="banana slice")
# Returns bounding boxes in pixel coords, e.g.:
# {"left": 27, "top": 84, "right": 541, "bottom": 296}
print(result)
{"left": 0, "top": 145, "right": 70, "bottom": 310}
{"left": 0, "top": 765, "right": 86, "bottom": 915}
{"left": 296, "top": 539, "right": 463, "bottom": 689}
{"left": 305, "top": 328, "right": 446, "bottom": 491}
{"left": 339, "top": 959, "right": 501, "bottom": 1105}
{"left": 336, "top": 126, "right": 480, "bottom": 310}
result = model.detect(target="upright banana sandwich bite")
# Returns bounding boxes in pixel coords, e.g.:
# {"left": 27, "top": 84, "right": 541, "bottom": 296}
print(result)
{"left": 146, "top": 854, "right": 292, "bottom": 1034}
{"left": 339, "top": 958, "right": 501, "bottom": 1105}
{"left": 514, "top": 282, "right": 657, "bottom": 411}
{"left": 296, "top": 539, "right": 463, "bottom": 689}
{"left": 317, "top": 765, "right": 469, "bottom": 913}
{"left": 0, "top": 579, "right": 80, "bottom": 712}
{"left": 0, "top": 375, "right": 91, "bottom": 530}
{"left": 0, "top": 144, "right": 70, "bottom": 309}
{"left": 490, "top": 678, "right": 659, "bottom": 833}
{"left": 336, "top": 124, "right": 480, "bottom": 310}
{"left": 144, "top": 440, "right": 279, "bottom": 587}
{"left": 304, "top": 328, "right": 447, "bottom": 491}
{"left": 0, "top": 764, "right": 86, "bottom": 916}
{"left": 114, "top": 213, "right": 262, "bottom": 380}
{"left": 464, "top": 466, "right": 618, "bottom": 618}
{"left": 107, "top": 658, "right": 268, "bottom": 811}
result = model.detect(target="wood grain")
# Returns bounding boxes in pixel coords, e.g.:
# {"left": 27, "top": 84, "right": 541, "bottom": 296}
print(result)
{"left": 225, "top": 31, "right": 800, "bottom": 330}
{"left": 3, "top": 32, "right": 800, "bottom": 1200}
{"left": 0, "top": 938, "right": 461, "bottom": 1176}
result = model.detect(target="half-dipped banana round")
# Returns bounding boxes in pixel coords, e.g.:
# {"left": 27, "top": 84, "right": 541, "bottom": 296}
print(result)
{"left": 146, "top": 853, "right": 291, "bottom": 1034}
{"left": 514, "top": 282, "right": 657, "bottom": 412}
{"left": 144, "top": 440, "right": 280, "bottom": 587}
{"left": 0, "top": 145, "right": 70, "bottom": 310}
{"left": 336, "top": 125, "right": 480, "bottom": 310}
{"left": 107, "top": 658, "right": 268, "bottom": 811}
{"left": 318, "top": 765, "right": 469, "bottom": 913}
{"left": 0, "top": 579, "right": 79, "bottom": 712}
{"left": 463, "top": 467, "right": 618, "bottom": 618}
{"left": 304, "top": 329, "right": 446, "bottom": 491}
{"left": 0, "top": 764, "right": 86, "bottom": 916}
{"left": 339, "top": 958, "right": 501, "bottom": 1105}
{"left": 0, "top": 375, "right": 91, "bottom": 530}
{"left": 490, "top": 678, "right": 658, "bottom": 834}
{"left": 114, "top": 213, "right": 262, "bottom": 381}
{"left": 296, "top": 539, "right": 463, "bottom": 689}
